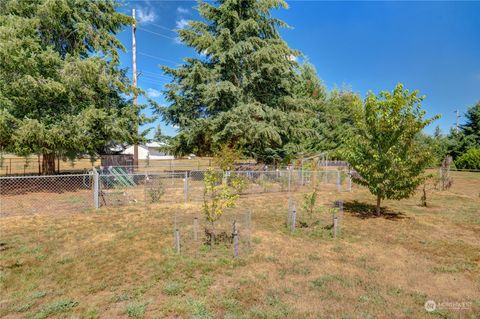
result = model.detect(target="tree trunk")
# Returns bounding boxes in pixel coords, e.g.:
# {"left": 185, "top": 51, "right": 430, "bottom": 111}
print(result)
{"left": 42, "top": 153, "right": 56, "bottom": 175}
{"left": 375, "top": 195, "right": 382, "bottom": 216}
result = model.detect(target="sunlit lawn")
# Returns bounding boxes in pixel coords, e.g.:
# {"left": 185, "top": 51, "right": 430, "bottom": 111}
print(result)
{"left": 0, "top": 172, "right": 479, "bottom": 318}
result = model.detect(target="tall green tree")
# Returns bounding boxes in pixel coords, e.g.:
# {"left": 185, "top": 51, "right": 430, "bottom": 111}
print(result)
{"left": 442, "top": 103, "right": 480, "bottom": 161}
{"left": 293, "top": 63, "right": 362, "bottom": 157}
{"left": 344, "top": 84, "right": 440, "bottom": 215}
{"left": 153, "top": 124, "right": 171, "bottom": 144}
{"left": 0, "top": 0, "right": 146, "bottom": 174}
{"left": 159, "top": 0, "right": 306, "bottom": 163}
{"left": 460, "top": 102, "right": 480, "bottom": 147}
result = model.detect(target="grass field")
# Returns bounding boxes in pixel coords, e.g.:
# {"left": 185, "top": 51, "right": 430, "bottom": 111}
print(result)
{"left": 0, "top": 172, "right": 479, "bottom": 318}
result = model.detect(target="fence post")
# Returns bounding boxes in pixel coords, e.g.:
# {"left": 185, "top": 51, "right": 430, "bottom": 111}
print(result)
{"left": 337, "top": 200, "right": 344, "bottom": 212}
{"left": 184, "top": 171, "right": 188, "bottom": 203}
{"left": 332, "top": 207, "right": 336, "bottom": 227}
{"left": 223, "top": 171, "right": 228, "bottom": 185}
{"left": 291, "top": 205, "right": 296, "bottom": 232}
{"left": 348, "top": 171, "right": 352, "bottom": 192}
{"left": 287, "top": 197, "right": 292, "bottom": 228}
{"left": 193, "top": 217, "right": 198, "bottom": 241}
{"left": 333, "top": 216, "right": 338, "bottom": 239}
{"left": 337, "top": 200, "right": 343, "bottom": 232}
{"left": 336, "top": 170, "right": 341, "bottom": 192}
{"left": 232, "top": 220, "right": 239, "bottom": 257}
{"left": 175, "top": 229, "right": 181, "bottom": 254}
{"left": 93, "top": 169, "right": 99, "bottom": 209}
{"left": 288, "top": 169, "right": 292, "bottom": 193}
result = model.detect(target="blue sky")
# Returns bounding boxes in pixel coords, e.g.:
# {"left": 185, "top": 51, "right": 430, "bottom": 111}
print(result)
{"left": 116, "top": 1, "right": 480, "bottom": 138}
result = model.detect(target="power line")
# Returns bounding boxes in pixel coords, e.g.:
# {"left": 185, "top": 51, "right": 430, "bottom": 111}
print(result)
{"left": 146, "top": 22, "right": 176, "bottom": 34}
{"left": 137, "top": 78, "right": 167, "bottom": 86}
{"left": 140, "top": 73, "right": 170, "bottom": 81}
{"left": 142, "top": 70, "right": 171, "bottom": 78}
{"left": 140, "top": 75, "right": 169, "bottom": 82}
{"left": 137, "top": 51, "right": 180, "bottom": 65}
{"left": 138, "top": 73, "right": 169, "bottom": 81}
{"left": 137, "top": 27, "right": 177, "bottom": 41}
{"left": 125, "top": 49, "right": 180, "bottom": 65}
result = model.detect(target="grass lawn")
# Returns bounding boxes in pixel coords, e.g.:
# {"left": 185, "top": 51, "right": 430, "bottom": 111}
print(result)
{"left": 0, "top": 172, "right": 479, "bottom": 318}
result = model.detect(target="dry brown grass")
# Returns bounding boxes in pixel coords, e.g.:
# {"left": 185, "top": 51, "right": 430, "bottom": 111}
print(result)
{"left": 0, "top": 172, "right": 479, "bottom": 318}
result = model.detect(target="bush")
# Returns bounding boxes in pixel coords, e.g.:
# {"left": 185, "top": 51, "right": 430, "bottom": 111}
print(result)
{"left": 202, "top": 168, "right": 238, "bottom": 224}
{"left": 455, "top": 148, "right": 480, "bottom": 170}
{"left": 147, "top": 178, "right": 165, "bottom": 203}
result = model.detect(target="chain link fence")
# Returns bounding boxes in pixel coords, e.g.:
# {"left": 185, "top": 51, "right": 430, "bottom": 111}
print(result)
{"left": 0, "top": 169, "right": 351, "bottom": 216}
{"left": 0, "top": 174, "right": 95, "bottom": 216}
{"left": 98, "top": 171, "right": 187, "bottom": 206}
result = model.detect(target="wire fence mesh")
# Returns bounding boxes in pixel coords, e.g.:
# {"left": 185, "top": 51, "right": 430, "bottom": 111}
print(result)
{"left": 0, "top": 169, "right": 351, "bottom": 216}
{"left": 98, "top": 172, "right": 187, "bottom": 206}
{"left": 172, "top": 208, "right": 252, "bottom": 257}
{"left": 0, "top": 174, "right": 95, "bottom": 216}
{"left": 286, "top": 196, "right": 344, "bottom": 237}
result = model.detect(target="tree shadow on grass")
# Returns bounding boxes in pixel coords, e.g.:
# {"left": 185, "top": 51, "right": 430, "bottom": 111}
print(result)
{"left": 344, "top": 200, "right": 409, "bottom": 220}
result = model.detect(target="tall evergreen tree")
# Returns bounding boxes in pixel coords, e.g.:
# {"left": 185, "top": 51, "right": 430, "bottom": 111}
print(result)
{"left": 460, "top": 102, "right": 480, "bottom": 147}
{"left": 293, "top": 63, "right": 362, "bottom": 157}
{"left": 159, "top": 0, "right": 306, "bottom": 163}
{"left": 153, "top": 124, "right": 171, "bottom": 144}
{"left": 0, "top": 0, "right": 146, "bottom": 174}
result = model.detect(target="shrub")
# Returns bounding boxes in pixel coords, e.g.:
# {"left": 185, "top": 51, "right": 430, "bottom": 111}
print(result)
{"left": 302, "top": 188, "right": 319, "bottom": 217}
{"left": 455, "top": 148, "right": 480, "bottom": 170}
{"left": 202, "top": 168, "right": 238, "bottom": 224}
{"left": 147, "top": 178, "right": 165, "bottom": 203}
{"left": 228, "top": 173, "right": 249, "bottom": 195}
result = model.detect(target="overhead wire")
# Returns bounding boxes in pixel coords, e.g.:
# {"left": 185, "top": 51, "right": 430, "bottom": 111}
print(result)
{"left": 137, "top": 51, "right": 180, "bottom": 65}
{"left": 145, "top": 22, "right": 176, "bottom": 33}
{"left": 137, "top": 27, "right": 176, "bottom": 40}
{"left": 141, "top": 70, "right": 171, "bottom": 78}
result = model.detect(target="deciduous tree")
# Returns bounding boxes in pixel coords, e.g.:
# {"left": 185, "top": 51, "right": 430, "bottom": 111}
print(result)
{"left": 344, "top": 84, "right": 440, "bottom": 215}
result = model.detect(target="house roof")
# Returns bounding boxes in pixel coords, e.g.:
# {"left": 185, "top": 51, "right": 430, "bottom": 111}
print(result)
{"left": 145, "top": 141, "right": 167, "bottom": 148}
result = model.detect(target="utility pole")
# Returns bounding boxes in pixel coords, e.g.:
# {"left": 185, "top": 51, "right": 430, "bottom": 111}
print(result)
{"left": 455, "top": 109, "right": 460, "bottom": 132}
{"left": 132, "top": 8, "right": 139, "bottom": 167}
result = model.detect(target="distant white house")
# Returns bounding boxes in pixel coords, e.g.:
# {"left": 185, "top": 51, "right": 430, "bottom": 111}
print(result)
{"left": 122, "top": 142, "right": 174, "bottom": 160}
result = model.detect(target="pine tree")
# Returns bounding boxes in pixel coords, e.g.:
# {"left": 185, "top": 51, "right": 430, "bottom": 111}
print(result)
{"left": 460, "top": 102, "right": 480, "bottom": 147}
{"left": 153, "top": 124, "right": 171, "bottom": 144}
{"left": 0, "top": 0, "right": 146, "bottom": 174}
{"left": 293, "top": 63, "right": 362, "bottom": 157}
{"left": 159, "top": 0, "right": 306, "bottom": 163}
{"left": 344, "top": 84, "right": 440, "bottom": 215}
